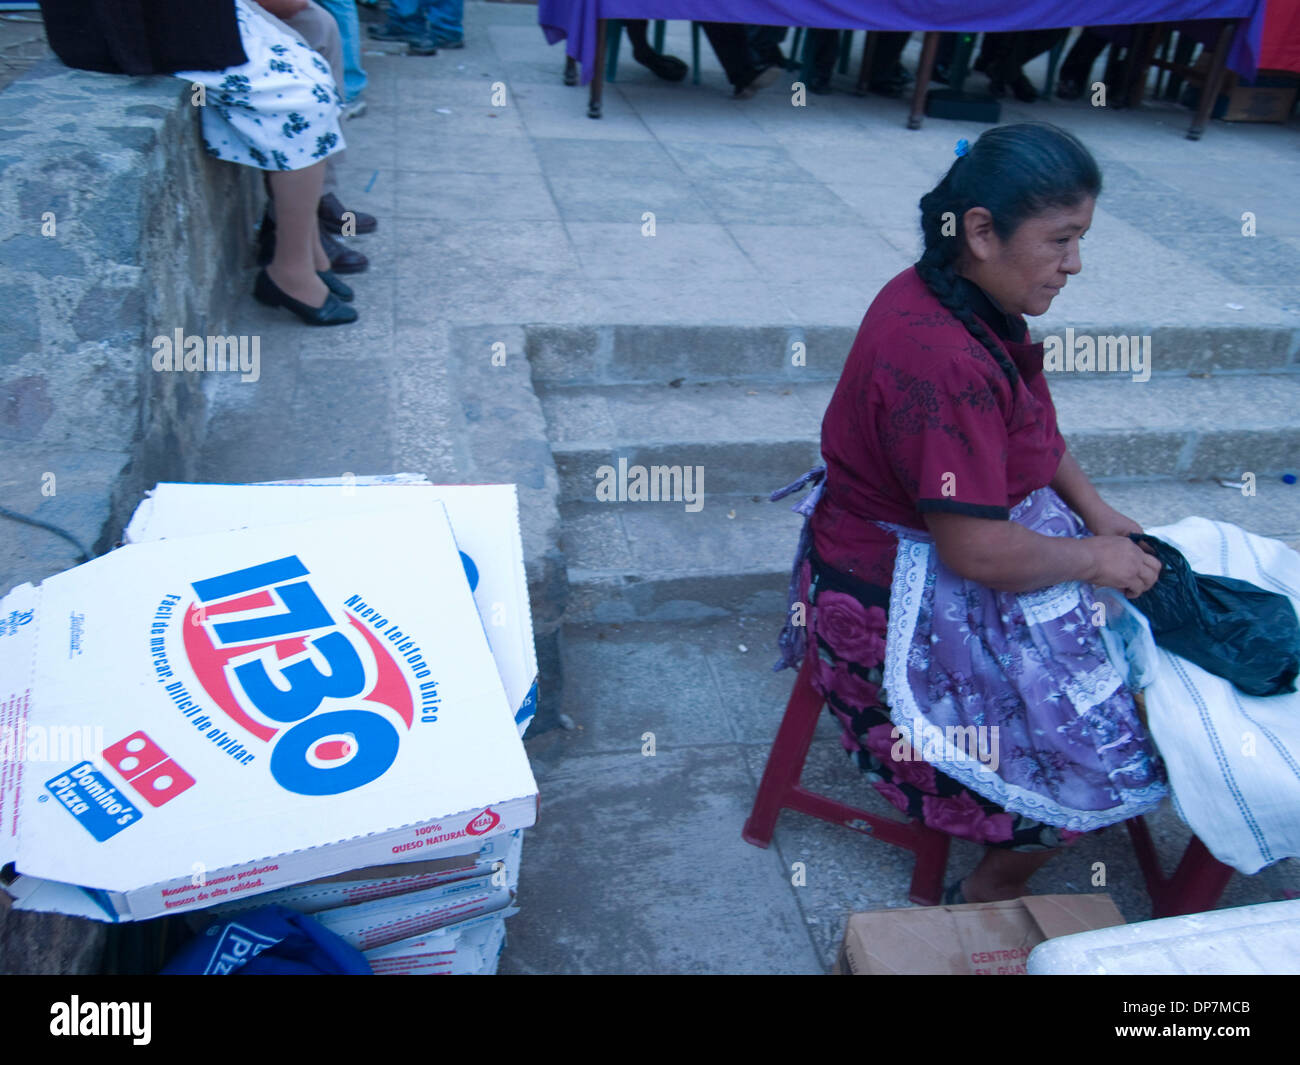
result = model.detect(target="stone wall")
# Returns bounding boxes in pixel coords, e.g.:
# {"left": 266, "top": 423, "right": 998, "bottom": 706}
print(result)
{"left": 0, "top": 58, "right": 260, "bottom": 590}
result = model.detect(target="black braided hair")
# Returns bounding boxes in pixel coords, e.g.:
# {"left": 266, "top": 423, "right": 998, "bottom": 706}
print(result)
{"left": 916, "top": 122, "right": 1102, "bottom": 387}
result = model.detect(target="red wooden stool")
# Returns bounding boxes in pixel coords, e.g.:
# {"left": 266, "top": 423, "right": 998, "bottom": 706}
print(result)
{"left": 744, "top": 652, "right": 1239, "bottom": 917}
{"left": 742, "top": 653, "right": 951, "bottom": 906}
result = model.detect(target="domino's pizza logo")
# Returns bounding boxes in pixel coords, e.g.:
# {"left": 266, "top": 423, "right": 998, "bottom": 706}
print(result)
{"left": 181, "top": 556, "right": 415, "bottom": 797}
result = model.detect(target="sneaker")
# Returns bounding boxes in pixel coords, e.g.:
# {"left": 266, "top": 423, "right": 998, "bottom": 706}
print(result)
{"left": 342, "top": 98, "right": 367, "bottom": 120}
{"left": 407, "top": 37, "right": 440, "bottom": 56}
{"left": 431, "top": 34, "right": 465, "bottom": 49}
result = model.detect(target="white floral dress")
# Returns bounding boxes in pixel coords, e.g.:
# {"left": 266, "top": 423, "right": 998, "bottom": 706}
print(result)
{"left": 172, "top": 0, "right": 345, "bottom": 172}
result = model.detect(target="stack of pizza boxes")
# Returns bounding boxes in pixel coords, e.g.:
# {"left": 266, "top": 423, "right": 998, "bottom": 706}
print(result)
{"left": 0, "top": 475, "right": 539, "bottom": 975}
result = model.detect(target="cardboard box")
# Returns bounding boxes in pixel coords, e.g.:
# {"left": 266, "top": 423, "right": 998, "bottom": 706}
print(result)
{"left": 207, "top": 829, "right": 523, "bottom": 916}
{"left": 1184, "top": 56, "right": 1299, "bottom": 122}
{"left": 313, "top": 872, "right": 512, "bottom": 951}
{"left": 835, "top": 894, "right": 1126, "bottom": 975}
{"left": 363, "top": 908, "right": 513, "bottom": 975}
{"left": 0, "top": 502, "right": 537, "bottom": 921}
{"left": 123, "top": 478, "right": 539, "bottom": 735}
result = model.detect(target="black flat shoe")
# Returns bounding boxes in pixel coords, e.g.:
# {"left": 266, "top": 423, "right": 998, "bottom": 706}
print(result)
{"left": 253, "top": 269, "right": 357, "bottom": 326}
{"left": 633, "top": 48, "right": 688, "bottom": 82}
{"left": 317, "top": 269, "right": 354, "bottom": 301}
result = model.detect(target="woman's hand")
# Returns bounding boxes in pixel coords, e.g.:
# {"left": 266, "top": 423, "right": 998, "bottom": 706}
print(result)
{"left": 1083, "top": 535, "right": 1162, "bottom": 598}
{"left": 1080, "top": 502, "right": 1143, "bottom": 539}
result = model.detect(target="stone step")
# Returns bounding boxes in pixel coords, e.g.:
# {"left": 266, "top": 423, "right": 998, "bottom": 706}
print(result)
{"left": 526, "top": 323, "right": 1299, "bottom": 386}
{"left": 560, "top": 478, "right": 1300, "bottom": 624}
{"left": 544, "top": 374, "right": 1300, "bottom": 503}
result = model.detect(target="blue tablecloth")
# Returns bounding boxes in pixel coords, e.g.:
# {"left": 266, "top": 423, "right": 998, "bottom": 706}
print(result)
{"left": 539, "top": 0, "right": 1267, "bottom": 87}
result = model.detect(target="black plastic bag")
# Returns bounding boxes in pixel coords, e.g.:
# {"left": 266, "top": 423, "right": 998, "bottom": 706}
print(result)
{"left": 1128, "top": 533, "right": 1300, "bottom": 697}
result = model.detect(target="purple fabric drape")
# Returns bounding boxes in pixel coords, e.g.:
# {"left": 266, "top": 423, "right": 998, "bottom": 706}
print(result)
{"left": 538, "top": 0, "right": 1266, "bottom": 87}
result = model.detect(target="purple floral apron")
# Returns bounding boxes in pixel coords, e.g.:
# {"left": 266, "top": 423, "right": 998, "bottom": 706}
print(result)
{"left": 881, "top": 486, "right": 1168, "bottom": 832}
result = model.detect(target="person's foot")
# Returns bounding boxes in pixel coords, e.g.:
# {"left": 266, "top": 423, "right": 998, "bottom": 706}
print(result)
{"left": 255, "top": 269, "right": 357, "bottom": 326}
{"left": 407, "top": 36, "right": 440, "bottom": 56}
{"left": 319, "top": 192, "right": 377, "bottom": 235}
{"left": 261, "top": 263, "right": 329, "bottom": 309}
{"left": 321, "top": 227, "right": 369, "bottom": 273}
{"left": 317, "top": 269, "right": 354, "bottom": 302}
{"left": 632, "top": 47, "right": 688, "bottom": 82}
{"left": 342, "top": 98, "right": 367, "bottom": 120}
{"left": 430, "top": 34, "right": 465, "bottom": 49}
{"left": 734, "top": 62, "right": 782, "bottom": 99}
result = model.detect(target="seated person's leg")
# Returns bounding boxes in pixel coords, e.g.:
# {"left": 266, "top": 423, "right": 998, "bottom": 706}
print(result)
{"left": 807, "top": 29, "right": 838, "bottom": 94}
{"left": 1058, "top": 26, "right": 1111, "bottom": 98}
{"left": 699, "top": 20, "right": 781, "bottom": 97}
{"left": 625, "top": 18, "right": 688, "bottom": 81}
{"left": 746, "top": 25, "right": 788, "bottom": 68}
{"left": 867, "top": 30, "right": 912, "bottom": 96}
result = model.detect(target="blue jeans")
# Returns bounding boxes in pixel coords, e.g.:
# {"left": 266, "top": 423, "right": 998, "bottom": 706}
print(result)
{"left": 315, "top": 0, "right": 368, "bottom": 101}
{"left": 386, "top": 0, "right": 464, "bottom": 42}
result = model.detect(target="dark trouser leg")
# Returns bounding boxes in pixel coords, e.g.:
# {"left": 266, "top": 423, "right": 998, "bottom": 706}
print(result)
{"left": 747, "top": 24, "right": 787, "bottom": 68}
{"left": 1061, "top": 26, "right": 1112, "bottom": 83}
{"left": 624, "top": 18, "right": 650, "bottom": 52}
{"left": 700, "top": 20, "right": 756, "bottom": 87}
{"left": 809, "top": 28, "right": 838, "bottom": 81}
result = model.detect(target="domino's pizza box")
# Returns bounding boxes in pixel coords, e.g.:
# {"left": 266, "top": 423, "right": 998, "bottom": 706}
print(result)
{"left": 123, "top": 477, "right": 538, "bottom": 736}
{"left": 0, "top": 501, "right": 538, "bottom": 921}
{"left": 365, "top": 909, "right": 512, "bottom": 975}
{"left": 312, "top": 871, "right": 512, "bottom": 952}
{"left": 207, "top": 829, "right": 522, "bottom": 916}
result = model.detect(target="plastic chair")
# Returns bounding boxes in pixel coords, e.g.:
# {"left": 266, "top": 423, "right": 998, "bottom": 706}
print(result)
{"left": 742, "top": 653, "right": 952, "bottom": 906}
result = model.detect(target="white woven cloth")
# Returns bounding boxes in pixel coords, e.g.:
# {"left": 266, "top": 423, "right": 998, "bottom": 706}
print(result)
{"left": 1120, "top": 517, "right": 1300, "bottom": 876}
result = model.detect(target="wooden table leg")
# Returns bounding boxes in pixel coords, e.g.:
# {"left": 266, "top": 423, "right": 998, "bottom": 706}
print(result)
{"left": 1127, "top": 23, "right": 1164, "bottom": 110}
{"left": 1189, "top": 18, "right": 1236, "bottom": 140}
{"left": 564, "top": 55, "right": 578, "bottom": 86}
{"left": 588, "top": 18, "right": 607, "bottom": 118}
{"left": 907, "top": 31, "right": 940, "bottom": 129}
{"left": 855, "top": 30, "right": 879, "bottom": 96}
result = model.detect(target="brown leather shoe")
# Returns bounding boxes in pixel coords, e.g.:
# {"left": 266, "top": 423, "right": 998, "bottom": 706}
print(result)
{"left": 319, "top": 192, "right": 377, "bottom": 235}
{"left": 321, "top": 227, "right": 369, "bottom": 273}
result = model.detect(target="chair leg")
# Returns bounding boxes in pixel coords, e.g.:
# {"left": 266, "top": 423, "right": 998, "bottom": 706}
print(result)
{"left": 742, "top": 658, "right": 825, "bottom": 848}
{"left": 691, "top": 21, "right": 701, "bottom": 86}
{"left": 1189, "top": 19, "right": 1236, "bottom": 139}
{"left": 838, "top": 30, "right": 852, "bottom": 75}
{"left": 908, "top": 828, "right": 951, "bottom": 907}
{"left": 605, "top": 19, "right": 622, "bottom": 83}
{"left": 653, "top": 19, "right": 665, "bottom": 54}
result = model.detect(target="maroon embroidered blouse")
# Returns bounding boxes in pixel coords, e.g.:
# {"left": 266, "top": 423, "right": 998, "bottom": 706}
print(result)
{"left": 809, "top": 265, "right": 1067, "bottom": 589}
